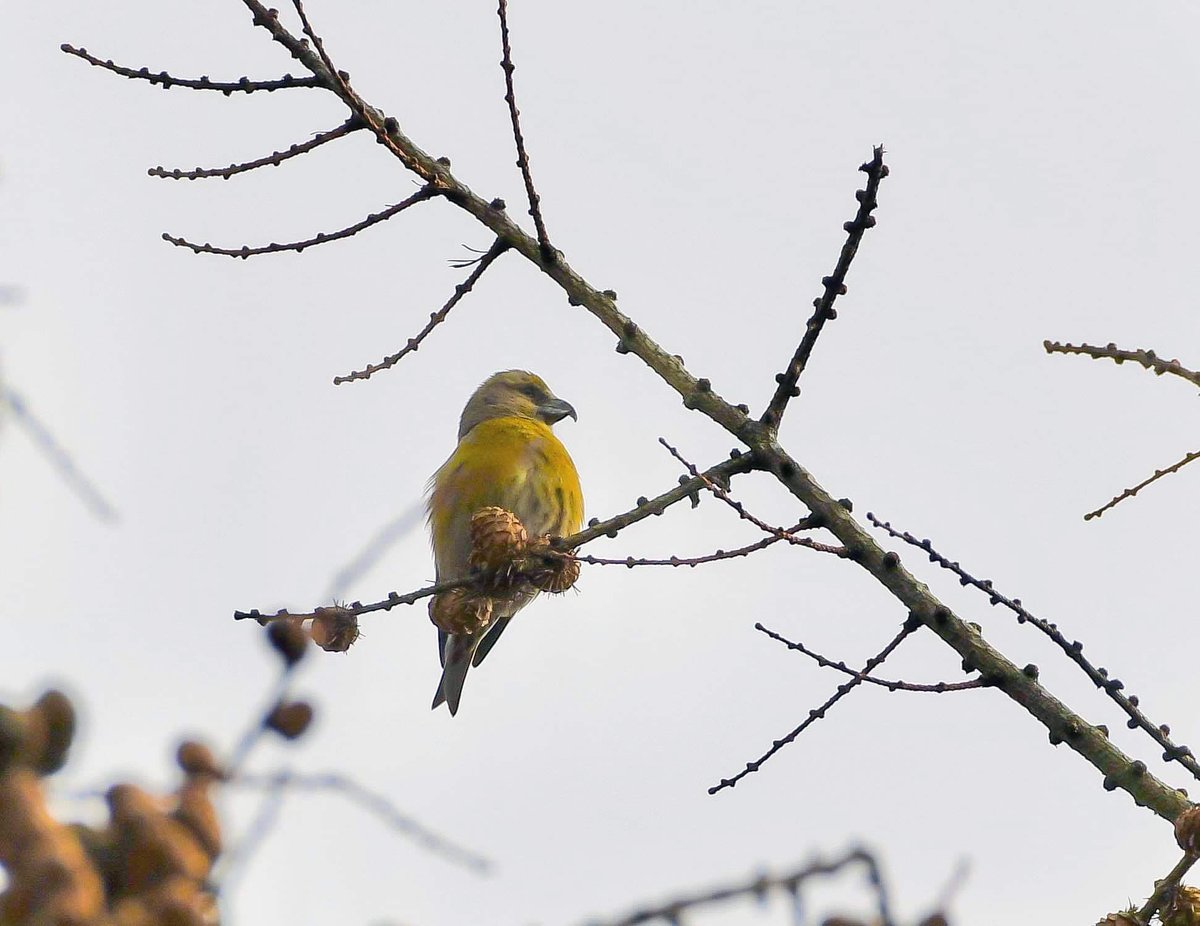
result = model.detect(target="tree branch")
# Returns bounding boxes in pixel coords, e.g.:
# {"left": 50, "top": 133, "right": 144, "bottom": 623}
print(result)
{"left": 762, "top": 146, "right": 887, "bottom": 432}
{"left": 149, "top": 118, "right": 362, "bottom": 180}
{"left": 163, "top": 185, "right": 437, "bottom": 258}
{"left": 1045, "top": 340, "right": 1200, "bottom": 391}
{"left": 496, "top": 0, "right": 553, "bottom": 257}
{"left": 61, "top": 43, "right": 321, "bottom": 92}
{"left": 333, "top": 238, "right": 509, "bottom": 384}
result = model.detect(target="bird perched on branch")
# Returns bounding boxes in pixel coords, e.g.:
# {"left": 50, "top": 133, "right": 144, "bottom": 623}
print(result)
{"left": 427, "top": 371, "right": 583, "bottom": 715}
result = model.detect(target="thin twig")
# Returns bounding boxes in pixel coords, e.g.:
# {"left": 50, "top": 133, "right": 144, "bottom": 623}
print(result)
{"left": 1135, "top": 852, "right": 1198, "bottom": 924}
{"left": 581, "top": 847, "right": 892, "bottom": 926}
{"left": 225, "top": 667, "right": 296, "bottom": 775}
{"left": 325, "top": 501, "right": 426, "bottom": 600}
{"left": 211, "top": 776, "right": 288, "bottom": 897}
{"left": 237, "top": 452, "right": 757, "bottom": 623}
{"left": 659, "top": 438, "right": 844, "bottom": 555}
{"left": 61, "top": 44, "right": 321, "bottom": 92}
{"left": 756, "top": 623, "right": 986, "bottom": 693}
{"left": 333, "top": 238, "right": 509, "bottom": 384}
{"left": 233, "top": 770, "right": 492, "bottom": 873}
{"left": 291, "top": 0, "right": 356, "bottom": 103}
{"left": 234, "top": 576, "right": 473, "bottom": 624}
{"left": 762, "top": 146, "right": 887, "bottom": 432}
{"left": 867, "top": 512, "right": 1200, "bottom": 784}
{"left": 709, "top": 620, "right": 920, "bottom": 794}
{"left": 1045, "top": 340, "right": 1200, "bottom": 391}
{"left": 163, "top": 185, "right": 436, "bottom": 258}
{"left": 1083, "top": 447, "right": 1200, "bottom": 521}
{"left": 497, "top": 0, "right": 553, "bottom": 258}
{"left": 564, "top": 519, "right": 823, "bottom": 568}
{"left": 149, "top": 118, "right": 362, "bottom": 180}
{"left": 1, "top": 387, "right": 118, "bottom": 522}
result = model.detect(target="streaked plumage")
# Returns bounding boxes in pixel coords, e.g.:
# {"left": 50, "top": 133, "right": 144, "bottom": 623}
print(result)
{"left": 427, "top": 371, "right": 583, "bottom": 715}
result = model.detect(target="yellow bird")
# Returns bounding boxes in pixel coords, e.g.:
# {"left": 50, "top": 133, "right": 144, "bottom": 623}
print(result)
{"left": 427, "top": 371, "right": 584, "bottom": 715}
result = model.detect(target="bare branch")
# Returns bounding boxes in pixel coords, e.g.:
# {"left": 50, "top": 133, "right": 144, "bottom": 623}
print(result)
{"left": 1083, "top": 447, "right": 1200, "bottom": 521}
{"left": 1045, "top": 340, "right": 1200, "bottom": 391}
{"left": 659, "top": 438, "right": 845, "bottom": 555}
{"left": 497, "top": 0, "right": 554, "bottom": 258}
{"left": 710, "top": 619, "right": 920, "bottom": 794}
{"left": 333, "top": 238, "right": 510, "bottom": 384}
{"left": 581, "top": 847, "right": 893, "bottom": 926}
{"left": 149, "top": 118, "right": 362, "bottom": 180}
{"left": 566, "top": 518, "right": 823, "bottom": 568}
{"left": 1135, "top": 853, "right": 1199, "bottom": 924}
{"left": 232, "top": 769, "right": 492, "bottom": 874}
{"left": 61, "top": 43, "right": 321, "bottom": 92}
{"left": 1, "top": 386, "right": 118, "bottom": 522}
{"left": 756, "top": 623, "right": 986, "bottom": 693}
{"left": 234, "top": 576, "right": 473, "bottom": 625}
{"left": 162, "top": 185, "right": 437, "bottom": 258}
{"left": 236, "top": 452, "right": 757, "bottom": 624}
{"left": 761, "top": 146, "right": 888, "bottom": 432}
{"left": 867, "top": 512, "right": 1200, "bottom": 784}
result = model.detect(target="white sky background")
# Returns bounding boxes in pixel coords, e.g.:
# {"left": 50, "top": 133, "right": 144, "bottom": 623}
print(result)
{"left": 3, "top": 2, "right": 1200, "bottom": 923}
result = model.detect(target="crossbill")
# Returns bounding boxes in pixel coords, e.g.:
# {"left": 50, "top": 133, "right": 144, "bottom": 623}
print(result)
{"left": 427, "top": 371, "right": 584, "bottom": 715}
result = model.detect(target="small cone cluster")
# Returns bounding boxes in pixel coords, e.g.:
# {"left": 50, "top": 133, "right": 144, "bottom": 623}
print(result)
{"left": 0, "top": 692, "right": 222, "bottom": 926}
{"left": 430, "top": 507, "right": 580, "bottom": 636}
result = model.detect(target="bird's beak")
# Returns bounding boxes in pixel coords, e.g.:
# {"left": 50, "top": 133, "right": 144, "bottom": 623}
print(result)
{"left": 539, "top": 397, "right": 577, "bottom": 425}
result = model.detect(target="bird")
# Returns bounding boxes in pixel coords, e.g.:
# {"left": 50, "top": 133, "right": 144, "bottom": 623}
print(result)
{"left": 427, "top": 370, "right": 583, "bottom": 715}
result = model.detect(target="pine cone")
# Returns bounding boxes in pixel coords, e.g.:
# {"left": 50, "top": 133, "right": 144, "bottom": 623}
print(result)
{"left": 310, "top": 606, "right": 360, "bottom": 653}
{"left": 1176, "top": 805, "right": 1200, "bottom": 854}
{"left": 430, "top": 589, "right": 494, "bottom": 636}
{"left": 469, "top": 507, "right": 528, "bottom": 575}
{"left": 525, "top": 536, "right": 581, "bottom": 594}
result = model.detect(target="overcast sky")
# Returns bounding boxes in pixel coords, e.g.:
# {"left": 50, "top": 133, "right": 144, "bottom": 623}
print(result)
{"left": 4, "top": 2, "right": 1200, "bottom": 924}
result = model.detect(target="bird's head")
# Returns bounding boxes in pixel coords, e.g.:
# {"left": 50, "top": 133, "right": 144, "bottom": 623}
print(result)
{"left": 458, "top": 370, "right": 577, "bottom": 439}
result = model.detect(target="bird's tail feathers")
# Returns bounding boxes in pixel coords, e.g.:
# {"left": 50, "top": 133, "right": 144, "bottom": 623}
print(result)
{"left": 432, "top": 633, "right": 477, "bottom": 715}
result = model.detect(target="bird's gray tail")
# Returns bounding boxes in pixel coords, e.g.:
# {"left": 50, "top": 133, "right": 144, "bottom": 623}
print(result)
{"left": 432, "top": 634, "right": 476, "bottom": 715}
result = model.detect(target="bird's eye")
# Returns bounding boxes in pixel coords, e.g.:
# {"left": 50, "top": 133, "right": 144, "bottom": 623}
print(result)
{"left": 519, "top": 383, "right": 543, "bottom": 399}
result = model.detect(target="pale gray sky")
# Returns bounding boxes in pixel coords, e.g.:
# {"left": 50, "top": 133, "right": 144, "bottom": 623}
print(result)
{"left": 4, "top": 2, "right": 1200, "bottom": 923}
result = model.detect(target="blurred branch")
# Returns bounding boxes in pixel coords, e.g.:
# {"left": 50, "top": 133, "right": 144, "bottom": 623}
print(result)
{"left": 1, "top": 385, "right": 118, "bottom": 522}
{"left": 325, "top": 500, "right": 426, "bottom": 601}
{"left": 581, "top": 847, "right": 894, "bottom": 926}
{"left": 233, "top": 769, "right": 492, "bottom": 874}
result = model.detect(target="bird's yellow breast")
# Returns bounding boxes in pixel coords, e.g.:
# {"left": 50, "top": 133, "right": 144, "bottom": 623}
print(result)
{"left": 428, "top": 416, "right": 583, "bottom": 579}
